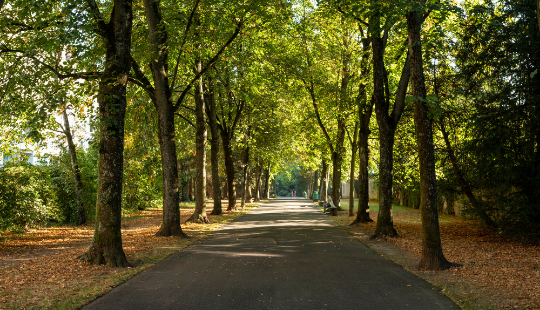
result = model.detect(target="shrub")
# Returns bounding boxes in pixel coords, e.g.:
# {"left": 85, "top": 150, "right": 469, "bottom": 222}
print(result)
{"left": 0, "top": 160, "right": 57, "bottom": 231}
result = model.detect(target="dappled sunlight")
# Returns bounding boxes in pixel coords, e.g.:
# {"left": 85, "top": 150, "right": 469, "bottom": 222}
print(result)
{"left": 221, "top": 219, "right": 334, "bottom": 231}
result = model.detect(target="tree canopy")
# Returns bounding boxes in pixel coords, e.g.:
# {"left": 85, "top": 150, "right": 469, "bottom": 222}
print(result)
{"left": 1, "top": 0, "right": 539, "bottom": 269}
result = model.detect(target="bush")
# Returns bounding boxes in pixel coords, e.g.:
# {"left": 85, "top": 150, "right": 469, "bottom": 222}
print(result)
{"left": 0, "top": 160, "right": 57, "bottom": 232}
{"left": 123, "top": 153, "right": 162, "bottom": 211}
{"left": 45, "top": 145, "right": 98, "bottom": 223}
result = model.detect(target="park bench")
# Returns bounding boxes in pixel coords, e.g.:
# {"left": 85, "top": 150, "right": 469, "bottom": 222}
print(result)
{"left": 318, "top": 202, "right": 338, "bottom": 216}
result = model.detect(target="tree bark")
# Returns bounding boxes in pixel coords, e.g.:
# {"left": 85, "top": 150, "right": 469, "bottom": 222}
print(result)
{"left": 349, "top": 122, "right": 359, "bottom": 216}
{"left": 254, "top": 159, "right": 262, "bottom": 202}
{"left": 205, "top": 75, "right": 222, "bottom": 215}
{"left": 331, "top": 124, "right": 346, "bottom": 209}
{"left": 263, "top": 166, "right": 270, "bottom": 199}
{"left": 216, "top": 83, "right": 244, "bottom": 210}
{"left": 142, "top": 0, "right": 186, "bottom": 237}
{"left": 62, "top": 108, "right": 86, "bottom": 225}
{"left": 240, "top": 133, "right": 250, "bottom": 209}
{"left": 352, "top": 82, "right": 374, "bottom": 224}
{"left": 350, "top": 33, "right": 373, "bottom": 224}
{"left": 371, "top": 9, "right": 410, "bottom": 237}
{"left": 82, "top": 0, "right": 132, "bottom": 267}
{"left": 319, "top": 159, "right": 328, "bottom": 203}
{"left": 221, "top": 132, "right": 236, "bottom": 210}
{"left": 408, "top": 9, "right": 456, "bottom": 270}
{"left": 246, "top": 168, "right": 252, "bottom": 201}
{"left": 537, "top": 0, "right": 540, "bottom": 32}
{"left": 188, "top": 68, "right": 209, "bottom": 223}
{"left": 312, "top": 170, "right": 319, "bottom": 202}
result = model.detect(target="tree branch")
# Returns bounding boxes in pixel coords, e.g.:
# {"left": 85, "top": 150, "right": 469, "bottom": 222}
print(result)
{"left": 129, "top": 56, "right": 155, "bottom": 100}
{"left": 175, "top": 112, "right": 195, "bottom": 128}
{"left": 336, "top": 5, "right": 369, "bottom": 27}
{"left": 303, "top": 78, "right": 334, "bottom": 153}
{"left": 390, "top": 53, "right": 411, "bottom": 125}
{"left": 171, "top": 0, "right": 201, "bottom": 91}
{"left": 1, "top": 48, "right": 101, "bottom": 80}
{"left": 173, "top": 20, "right": 244, "bottom": 112}
{"left": 85, "top": 0, "right": 108, "bottom": 37}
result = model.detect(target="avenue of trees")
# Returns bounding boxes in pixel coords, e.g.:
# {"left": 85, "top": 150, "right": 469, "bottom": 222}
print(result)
{"left": 1, "top": 0, "right": 539, "bottom": 270}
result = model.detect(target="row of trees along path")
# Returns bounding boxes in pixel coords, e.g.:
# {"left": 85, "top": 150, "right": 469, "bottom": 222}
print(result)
{"left": 1, "top": 0, "right": 539, "bottom": 271}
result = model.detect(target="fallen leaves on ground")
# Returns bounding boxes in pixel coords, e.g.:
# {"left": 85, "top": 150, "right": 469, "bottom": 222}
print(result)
{"left": 0, "top": 204, "right": 251, "bottom": 310}
{"left": 332, "top": 206, "right": 540, "bottom": 310}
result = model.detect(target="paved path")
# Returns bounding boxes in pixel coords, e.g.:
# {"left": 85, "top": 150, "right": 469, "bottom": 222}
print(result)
{"left": 83, "top": 198, "right": 459, "bottom": 310}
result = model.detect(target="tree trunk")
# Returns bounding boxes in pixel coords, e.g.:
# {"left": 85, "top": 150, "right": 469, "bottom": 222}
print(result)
{"left": 349, "top": 122, "right": 359, "bottom": 216}
{"left": 143, "top": 0, "right": 185, "bottom": 237}
{"left": 408, "top": 9, "right": 456, "bottom": 270}
{"left": 352, "top": 82, "right": 374, "bottom": 224}
{"left": 221, "top": 134, "right": 236, "bottom": 210}
{"left": 331, "top": 122, "right": 345, "bottom": 208}
{"left": 354, "top": 127, "right": 373, "bottom": 224}
{"left": 319, "top": 159, "right": 328, "bottom": 203}
{"left": 537, "top": 0, "right": 540, "bottom": 32}
{"left": 62, "top": 108, "right": 86, "bottom": 225}
{"left": 205, "top": 75, "right": 222, "bottom": 215}
{"left": 372, "top": 34, "right": 398, "bottom": 237}
{"left": 254, "top": 159, "right": 262, "bottom": 202}
{"left": 82, "top": 0, "right": 132, "bottom": 267}
{"left": 263, "top": 166, "right": 270, "bottom": 199}
{"left": 374, "top": 124, "right": 398, "bottom": 237}
{"left": 312, "top": 170, "right": 319, "bottom": 202}
{"left": 240, "top": 142, "right": 249, "bottom": 209}
{"left": 370, "top": 9, "right": 410, "bottom": 237}
{"left": 188, "top": 69, "right": 209, "bottom": 223}
{"left": 246, "top": 168, "right": 252, "bottom": 201}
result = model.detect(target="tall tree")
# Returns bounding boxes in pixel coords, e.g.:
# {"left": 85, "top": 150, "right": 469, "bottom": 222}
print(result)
{"left": 60, "top": 106, "right": 87, "bottom": 225}
{"left": 346, "top": 122, "right": 359, "bottom": 216}
{"left": 215, "top": 66, "right": 245, "bottom": 210}
{"left": 370, "top": 2, "right": 411, "bottom": 238}
{"left": 81, "top": 0, "right": 133, "bottom": 267}
{"left": 204, "top": 72, "right": 223, "bottom": 215}
{"left": 407, "top": 4, "right": 455, "bottom": 270}
{"left": 131, "top": 0, "right": 243, "bottom": 232}
{"left": 189, "top": 61, "right": 209, "bottom": 222}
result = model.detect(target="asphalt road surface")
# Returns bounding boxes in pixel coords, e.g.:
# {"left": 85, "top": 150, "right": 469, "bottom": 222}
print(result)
{"left": 82, "top": 198, "right": 460, "bottom": 310}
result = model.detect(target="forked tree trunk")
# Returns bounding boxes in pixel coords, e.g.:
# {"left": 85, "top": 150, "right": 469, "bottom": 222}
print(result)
{"left": 142, "top": 0, "right": 185, "bottom": 237}
{"left": 372, "top": 33, "right": 397, "bottom": 237}
{"left": 408, "top": 9, "right": 456, "bottom": 270}
{"left": 62, "top": 108, "right": 86, "bottom": 225}
{"left": 371, "top": 9, "right": 410, "bottom": 237}
{"left": 82, "top": 0, "right": 132, "bottom": 267}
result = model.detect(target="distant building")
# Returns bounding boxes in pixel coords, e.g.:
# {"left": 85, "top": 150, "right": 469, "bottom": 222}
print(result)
{"left": 341, "top": 178, "right": 379, "bottom": 201}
